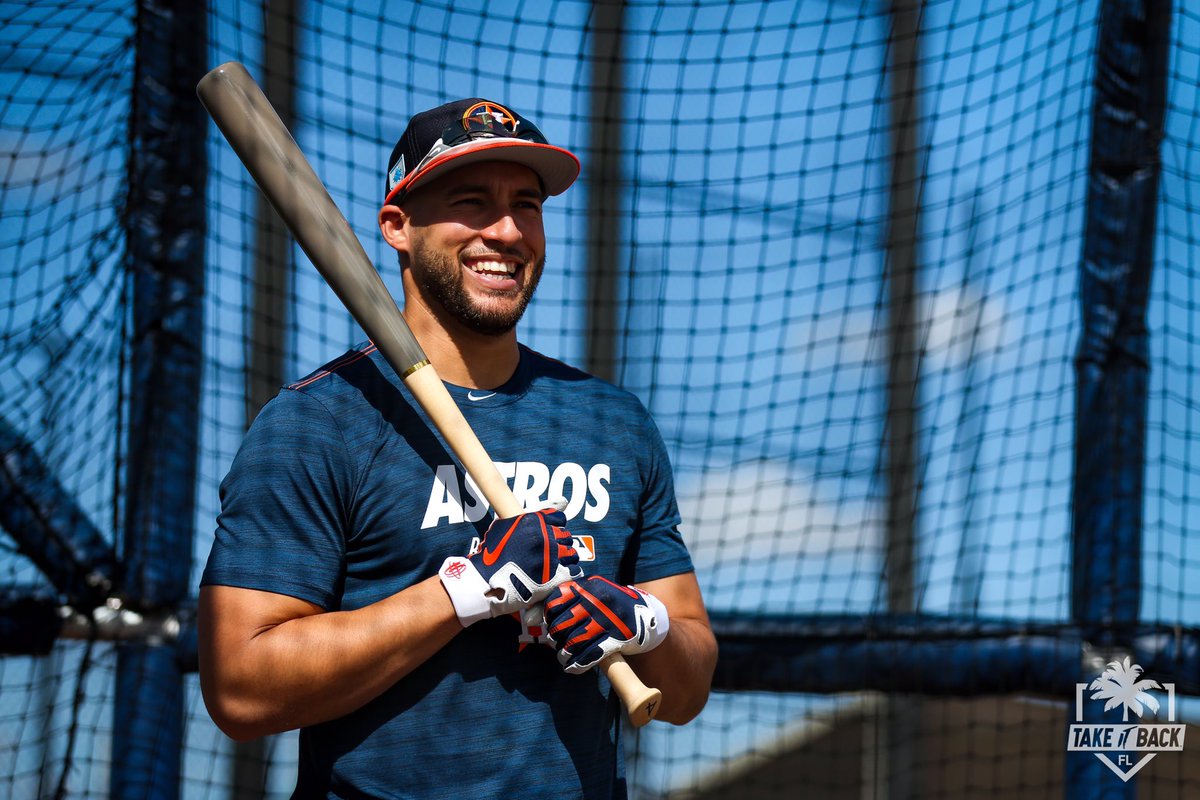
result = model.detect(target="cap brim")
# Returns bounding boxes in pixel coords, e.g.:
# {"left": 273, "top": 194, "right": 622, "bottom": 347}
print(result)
{"left": 384, "top": 139, "right": 580, "bottom": 206}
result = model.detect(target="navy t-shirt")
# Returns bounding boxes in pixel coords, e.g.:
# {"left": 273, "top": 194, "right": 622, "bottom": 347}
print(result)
{"left": 201, "top": 344, "right": 694, "bottom": 799}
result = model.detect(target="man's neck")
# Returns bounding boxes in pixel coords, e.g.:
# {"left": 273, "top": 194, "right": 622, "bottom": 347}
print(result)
{"left": 401, "top": 303, "right": 520, "bottom": 389}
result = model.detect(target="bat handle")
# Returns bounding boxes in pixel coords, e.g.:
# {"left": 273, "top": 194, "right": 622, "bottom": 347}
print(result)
{"left": 535, "top": 500, "right": 661, "bottom": 723}
{"left": 525, "top": 605, "right": 661, "bottom": 726}
{"left": 603, "top": 654, "right": 662, "bottom": 727}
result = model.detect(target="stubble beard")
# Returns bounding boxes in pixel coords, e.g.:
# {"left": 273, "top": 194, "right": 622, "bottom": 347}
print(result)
{"left": 407, "top": 236, "right": 544, "bottom": 336}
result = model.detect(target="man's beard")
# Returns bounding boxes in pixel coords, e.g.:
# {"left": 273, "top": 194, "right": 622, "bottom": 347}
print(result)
{"left": 407, "top": 237, "right": 544, "bottom": 336}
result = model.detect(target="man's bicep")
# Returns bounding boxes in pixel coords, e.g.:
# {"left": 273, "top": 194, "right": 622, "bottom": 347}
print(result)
{"left": 198, "top": 585, "right": 329, "bottom": 738}
{"left": 201, "top": 584, "right": 324, "bottom": 630}
{"left": 198, "top": 585, "right": 324, "bottom": 677}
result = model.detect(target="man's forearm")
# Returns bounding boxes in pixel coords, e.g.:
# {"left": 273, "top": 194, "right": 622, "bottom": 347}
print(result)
{"left": 627, "top": 616, "right": 717, "bottom": 724}
{"left": 588, "top": 571, "right": 716, "bottom": 725}
{"left": 198, "top": 576, "right": 461, "bottom": 740}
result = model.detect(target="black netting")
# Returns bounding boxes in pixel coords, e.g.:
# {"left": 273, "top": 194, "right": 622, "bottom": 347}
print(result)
{"left": 2, "top": 1, "right": 1199, "bottom": 797}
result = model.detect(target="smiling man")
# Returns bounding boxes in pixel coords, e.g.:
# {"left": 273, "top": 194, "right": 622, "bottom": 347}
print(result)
{"left": 198, "top": 98, "right": 716, "bottom": 799}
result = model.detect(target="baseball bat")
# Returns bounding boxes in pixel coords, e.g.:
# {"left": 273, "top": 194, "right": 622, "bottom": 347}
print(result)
{"left": 196, "top": 61, "right": 661, "bottom": 727}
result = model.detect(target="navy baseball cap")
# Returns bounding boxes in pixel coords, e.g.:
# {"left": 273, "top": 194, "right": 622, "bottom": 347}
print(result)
{"left": 383, "top": 98, "right": 580, "bottom": 206}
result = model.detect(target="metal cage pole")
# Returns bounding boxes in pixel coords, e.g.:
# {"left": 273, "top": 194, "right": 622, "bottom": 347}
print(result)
{"left": 1068, "top": 0, "right": 1171, "bottom": 796}
{"left": 245, "top": 0, "right": 301, "bottom": 428}
{"left": 877, "top": 1, "right": 925, "bottom": 797}
{"left": 113, "top": 1, "right": 207, "bottom": 796}
{"left": 584, "top": 0, "right": 626, "bottom": 384}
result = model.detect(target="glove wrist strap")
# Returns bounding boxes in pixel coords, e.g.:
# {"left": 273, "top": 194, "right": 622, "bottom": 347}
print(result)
{"left": 640, "top": 590, "right": 670, "bottom": 652}
{"left": 438, "top": 557, "right": 493, "bottom": 627}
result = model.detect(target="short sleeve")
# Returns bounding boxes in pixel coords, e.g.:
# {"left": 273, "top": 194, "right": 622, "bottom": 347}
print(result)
{"left": 201, "top": 389, "right": 357, "bottom": 609}
{"left": 629, "top": 408, "right": 694, "bottom": 584}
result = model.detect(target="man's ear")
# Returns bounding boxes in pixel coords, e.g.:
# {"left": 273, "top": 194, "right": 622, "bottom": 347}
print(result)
{"left": 379, "top": 203, "right": 410, "bottom": 253}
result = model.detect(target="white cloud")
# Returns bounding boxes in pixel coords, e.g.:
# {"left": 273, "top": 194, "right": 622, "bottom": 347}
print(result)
{"left": 677, "top": 458, "right": 881, "bottom": 568}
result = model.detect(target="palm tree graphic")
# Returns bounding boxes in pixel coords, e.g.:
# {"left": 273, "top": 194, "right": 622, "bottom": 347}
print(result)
{"left": 1089, "top": 657, "right": 1162, "bottom": 722}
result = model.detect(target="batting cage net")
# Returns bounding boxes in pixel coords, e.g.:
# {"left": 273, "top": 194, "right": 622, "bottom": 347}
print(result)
{"left": 2, "top": 0, "right": 1199, "bottom": 797}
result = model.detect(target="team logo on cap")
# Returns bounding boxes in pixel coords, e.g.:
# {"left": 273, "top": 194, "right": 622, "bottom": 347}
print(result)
{"left": 388, "top": 155, "right": 406, "bottom": 190}
{"left": 461, "top": 101, "right": 521, "bottom": 135}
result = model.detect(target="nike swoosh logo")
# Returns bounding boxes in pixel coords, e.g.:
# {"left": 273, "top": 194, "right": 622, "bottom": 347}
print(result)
{"left": 482, "top": 514, "right": 545, "bottom": 567}
{"left": 481, "top": 518, "right": 521, "bottom": 566}
{"left": 467, "top": 391, "right": 497, "bottom": 401}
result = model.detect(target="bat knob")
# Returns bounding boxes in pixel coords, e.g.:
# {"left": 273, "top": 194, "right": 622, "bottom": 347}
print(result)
{"left": 624, "top": 686, "right": 663, "bottom": 729}
{"left": 602, "top": 655, "right": 661, "bottom": 728}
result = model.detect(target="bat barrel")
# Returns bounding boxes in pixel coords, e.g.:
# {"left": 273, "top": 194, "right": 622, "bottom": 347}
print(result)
{"left": 196, "top": 61, "right": 428, "bottom": 375}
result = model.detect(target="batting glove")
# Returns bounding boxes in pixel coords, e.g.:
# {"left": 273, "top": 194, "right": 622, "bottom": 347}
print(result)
{"left": 439, "top": 509, "right": 583, "bottom": 627}
{"left": 544, "top": 576, "right": 670, "bottom": 674}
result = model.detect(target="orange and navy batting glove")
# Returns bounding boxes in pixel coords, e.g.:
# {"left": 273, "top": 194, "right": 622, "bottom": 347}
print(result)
{"left": 544, "top": 576, "right": 670, "bottom": 674}
{"left": 439, "top": 509, "right": 583, "bottom": 627}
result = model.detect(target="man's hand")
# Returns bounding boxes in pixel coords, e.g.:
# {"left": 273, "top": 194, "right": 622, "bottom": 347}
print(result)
{"left": 439, "top": 508, "right": 583, "bottom": 627}
{"left": 544, "top": 576, "right": 670, "bottom": 674}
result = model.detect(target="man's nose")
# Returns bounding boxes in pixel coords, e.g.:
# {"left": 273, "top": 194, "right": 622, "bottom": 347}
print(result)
{"left": 481, "top": 211, "right": 522, "bottom": 244}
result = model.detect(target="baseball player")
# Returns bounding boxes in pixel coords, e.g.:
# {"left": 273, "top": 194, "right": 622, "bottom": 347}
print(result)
{"left": 198, "top": 97, "right": 716, "bottom": 799}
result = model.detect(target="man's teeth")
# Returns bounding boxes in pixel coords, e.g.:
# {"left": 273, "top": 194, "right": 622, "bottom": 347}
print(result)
{"left": 468, "top": 261, "right": 515, "bottom": 275}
